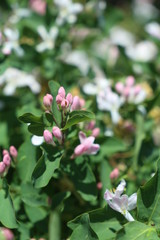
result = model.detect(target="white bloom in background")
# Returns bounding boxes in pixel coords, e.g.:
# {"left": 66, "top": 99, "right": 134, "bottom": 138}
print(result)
{"left": 54, "top": 0, "right": 83, "bottom": 25}
{"left": 132, "top": 0, "right": 159, "bottom": 21}
{"left": 104, "top": 180, "right": 137, "bottom": 222}
{"left": 110, "top": 26, "right": 136, "bottom": 48}
{"left": 36, "top": 25, "right": 59, "bottom": 52}
{"left": 83, "top": 77, "right": 111, "bottom": 95}
{"left": 97, "top": 88, "right": 124, "bottom": 124}
{"left": 125, "top": 40, "right": 158, "bottom": 62}
{"left": 0, "top": 68, "right": 41, "bottom": 95}
{"left": 145, "top": 22, "right": 160, "bottom": 40}
{"left": 62, "top": 50, "right": 90, "bottom": 75}
{"left": 9, "top": 8, "right": 31, "bottom": 23}
{"left": 2, "top": 28, "right": 24, "bottom": 56}
{"left": 31, "top": 135, "right": 44, "bottom": 146}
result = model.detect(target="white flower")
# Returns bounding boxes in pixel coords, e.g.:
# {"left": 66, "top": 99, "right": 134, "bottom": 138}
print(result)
{"left": 104, "top": 180, "right": 137, "bottom": 222}
{"left": 31, "top": 135, "right": 44, "bottom": 146}
{"left": 9, "top": 8, "right": 31, "bottom": 23}
{"left": 83, "top": 78, "right": 111, "bottom": 95}
{"left": 2, "top": 28, "right": 24, "bottom": 56}
{"left": 145, "top": 22, "right": 160, "bottom": 40}
{"left": 36, "top": 25, "right": 59, "bottom": 52}
{"left": 97, "top": 88, "right": 124, "bottom": 124}
{"left": 0, "top": 68, "right": 41, "bottom": 95}
{"left": 110, "top": 26, "right": 136, "bottom": 48}
{"left": 54, "top": 0, "right": 83, "bottom": 25}
{"left": 125, "top": 41, "right": 158, "bottom": 62}
{"left": 61, "top": 50, "right": 90, "bottom": 76}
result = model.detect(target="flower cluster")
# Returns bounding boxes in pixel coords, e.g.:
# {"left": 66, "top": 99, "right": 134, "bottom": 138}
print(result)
{"left": 0, "top": 146, "right": 18, "bottom": 177}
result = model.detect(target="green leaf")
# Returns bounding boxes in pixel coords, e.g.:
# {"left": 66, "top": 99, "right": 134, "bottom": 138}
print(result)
{"left": 137, "top": 159, "right": 160, "bottom": 225}
{"left": 68, "top": 206, "right": 123, "bottom": 240}
{"left": 62, "top": 110, "right": 95, "bottom": 130}
{"left": 32, "top": 144, "right": 63, "bottom": 188}
{"left": 24, "top": 205, "right": 48, "bottom": 223}
{"left": 18, "top": 113, "right": 45, "bottom": 136}
{"left": 17, "top": 140, "right": 37, "bottom": 183}
{"left": 116, "top": 221, "right": 158, "bottom": 239}
{"left": 69, "top": 158, "right": 97, "bottom": 202}
{"left": 21, "top": 183, "right": 48, "bottom": 207}
{"left": 48, "top": 80, "right": 61, "bottom": 126}
{"left": 70, "top": 214, "right": 98, "bottom": 240}
{"left": 0, "top": 180, "right": 17, "bottom": 229}
{"left": 51, "top": 191, "right": 71, "bottom": 210}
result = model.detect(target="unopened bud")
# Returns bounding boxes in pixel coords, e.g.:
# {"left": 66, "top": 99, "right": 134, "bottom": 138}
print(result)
{"left": 43, "top": 130, "right": 53, "bottom": 144}
{"left": 56, "top": 94, "right": 63, "bottom": 104}
{"left": 1, "top": 228, "right": 14, "bottom": 240}
{"left": 61, "top": 99, "right": 69, "bottom": 109}
{"left": 126, "top": 76, "right": 135, "bottom": 86}
{"left": 9, "top": 146, "right": 18, "bottom": 158}
{"left": 97, "top": 182, "right": 102, "bottom": 190}
{"left": 0, "top": 162, "right": 6, "bottom": 174}
{"left": 58, "top": 87, "right": 65, "bottom": 98}
{"left": 71, "top": 96, "right": 81, "bottom": 111}
{"left": 110, "top": 168, "right": 119, "bottom": 180}
{"left": 52, "top": 127, "right": 62, "bottom": 142}
{"left": 123, "top": 86, "right": 130, "bottom": 97}
{"left": 3, "top": 150, "right": 9, "bottom": 156}
{"left": 3, "top": 154, "right": 11, "bottom": 167}
{"left": 66, "top": 93, "right": 73, "bottom": 104}
{"left": 92, "top": 128, "right": 100, "bottom": 137}
{"left": 43, "top": 94, "right": 53, "bottom": 109}
{"left": 115, "top": 82, "right": 124, "bottom": 94}
{"left": 134, "top": 85, "right": 141, "bottom": 95}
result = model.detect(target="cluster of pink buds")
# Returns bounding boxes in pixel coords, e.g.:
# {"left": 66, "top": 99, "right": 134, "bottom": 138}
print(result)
{"left": 0, "top": 146, "right": 18, "bottom": 177}
{"left": 56, "top": 87, "right": 73, "bottom": 110}
{"left": 110, "top": 168, "right": 119, "bottom": 180}
{"left": 0, "top": 227, "right": 14, "bottom": 240}
{"left": 115, "top": 76, "right": 146, "bottom": 104}
{"left": 43, "top": 127, "right": 62, "bottom": 145}
{"left": 85, "top": 120, "right": 100, "bottom": 138}
{"left": 72, "top": 131, "right": 100, "bottom": 158}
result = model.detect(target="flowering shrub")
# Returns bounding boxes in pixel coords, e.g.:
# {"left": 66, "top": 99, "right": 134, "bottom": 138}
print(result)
{"left": 0, "top": 0, "right": 160, "bottom": 239}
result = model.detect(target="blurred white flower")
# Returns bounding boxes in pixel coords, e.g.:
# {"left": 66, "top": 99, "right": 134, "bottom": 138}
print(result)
{"left": 125, "top": 40, "right": 158, "bottom": 62}
{"left": 97, "top": 88, "right": 124, "bottom": 124}
{"left": 31, "top": 135, "right": 44, "bottom": 146}
{"left": 110, "top": 26, "right": 136, "bottom": 48}
{"left": 54, "top": 0, "right": 83, "bottom": 25}
{"left": 83, "top": 77, "right": 111, "bottom": 95}
{"left": 62, "top": 50, "right": 90, "bottom": 75}
{"left": 132, "top": 0, "right": 159, "bottom": 21}
{"left": 36, "top": 25, "right": 59, "bottom": 52}
{"left": 145, "top": 22, "right": 160, "bottom": 40}
{"left": 9, "top": 8, "right": 31, "bottom": 23}
{"left": 0, "top": 68, "right": 41, "bottom": 95}
{"left": 2, "top": 28, "right": 24, "bottom": 56}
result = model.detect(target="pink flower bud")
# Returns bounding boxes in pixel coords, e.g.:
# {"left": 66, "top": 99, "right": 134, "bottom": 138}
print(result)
{"left": 80, "top": 99, "right": 85, "bottom": 108}
{"left": 3, "top": 150, "right": 9, "bottom": 156}
{"left": 58, "top": 87, "right": 65, "bottom": 98}
{"left": 52, "top": 127, "right": 62, "bottom": 142}
{"left": 9, "top": 146, "right": 18, "bottom": 158}
{"left": 115, "top": 82, "right": 124, "bottom": 94}
{"left": 92, "top": 128, "right": 100, "bottom": 137}
{"left": 1, "top": 228, "right": 14, "bottom": 240}
{"left": 61, "top": 99, "right": 69, "bottom": 109}
{"left": 97, "top": 182, "right": 102, "bottom": 190}
{"left": 71, "top": 96, "right": 81, "bottom": 111}
{"left": 3, "top": 154, "right": 11, "bottom": 167}
{"left": 0, "top": 162, "right": 6, "bottom": 174}
{"left": 66, "top": 93, "right": 73, "bottom": 104}
{"left": 86, "top": 121, "right": 95, "bottom": 130}
{"left": 123, "top": 86, "right": 130, "bottom": 97}
{"left": 126, "top": 76, "right": 135, "bottom": 86}
{"left": 134, "top": 85, "right": 141, "bottom": 95}
{"left": 43, "top": 94, "right": 53, "bottom": 109}
{"left": 56, "top": 94, "right": 63, "bottom": 104}
{"left": 29, "top": 0, "right": 46, "bottom": 15}
{"left": 43, "top": 130, "right": 53, "bottom": 144}
{"left": 110, "top": 168, "right": 119, "bottom": 180}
